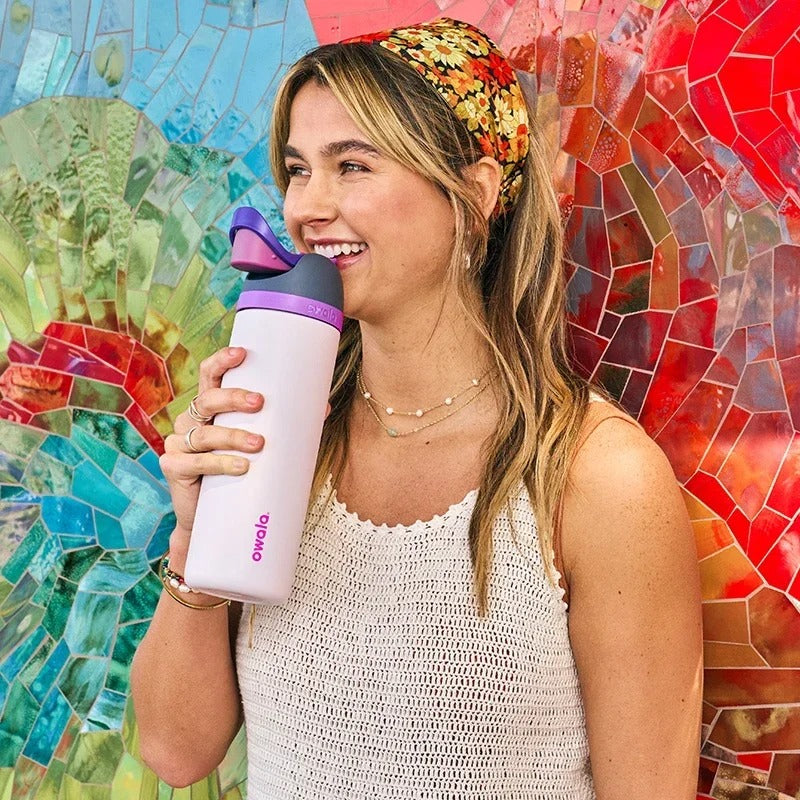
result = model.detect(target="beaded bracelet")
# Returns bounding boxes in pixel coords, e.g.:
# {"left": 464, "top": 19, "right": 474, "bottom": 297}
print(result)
{"left": 160, "top": 554, "right": 230, "bottom": 610}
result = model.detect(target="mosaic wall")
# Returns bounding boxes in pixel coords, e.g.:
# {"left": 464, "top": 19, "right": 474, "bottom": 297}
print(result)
{"left": 0, "top": 0, "right": 797, "bottom": 797}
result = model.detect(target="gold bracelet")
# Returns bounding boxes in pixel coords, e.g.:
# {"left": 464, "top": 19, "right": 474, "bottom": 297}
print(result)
{"left": 161, "top": 577, "right": 230, "bottom": 610}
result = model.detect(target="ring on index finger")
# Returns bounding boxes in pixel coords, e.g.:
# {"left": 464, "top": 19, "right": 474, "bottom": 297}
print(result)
{"left": 188, "top": 395, "right": 213, "bottom": 423}
{"left": 185, "top": 426, "right": 202, "bottom": 454}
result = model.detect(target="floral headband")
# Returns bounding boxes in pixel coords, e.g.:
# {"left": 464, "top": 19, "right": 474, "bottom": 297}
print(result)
{"left": 344, "top": 18, "right": 530, "bottom": 215}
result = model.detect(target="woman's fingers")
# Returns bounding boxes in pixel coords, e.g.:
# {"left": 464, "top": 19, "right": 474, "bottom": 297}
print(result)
{"left": 159, "top": 450, "right": 252, "bottom": 481}
{"left": 197, "top": 347, "right": 247, "bottom": 395}
{"left": 174, "top": 388, "right": 263, "bottom": 434}
{"left": 164, "top": 424, "right": 263, "bottom": 455}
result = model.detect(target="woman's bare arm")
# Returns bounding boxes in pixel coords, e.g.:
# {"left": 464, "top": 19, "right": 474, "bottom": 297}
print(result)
{"left": 562, "top": 417, "right": 703, "bottom": 799}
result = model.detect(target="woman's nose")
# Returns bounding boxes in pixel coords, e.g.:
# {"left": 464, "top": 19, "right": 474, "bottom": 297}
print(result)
{"left": 288, "top": 171, "right": 336, "bottom": 227}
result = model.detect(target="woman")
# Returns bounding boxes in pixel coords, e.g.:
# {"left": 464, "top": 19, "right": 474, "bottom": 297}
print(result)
{"left": 131, "top": 18, "right": 702, "bottom": 799}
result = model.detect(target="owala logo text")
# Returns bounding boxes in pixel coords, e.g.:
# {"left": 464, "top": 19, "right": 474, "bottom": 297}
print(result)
{"left": 251, "top": 514, "right": 270, "bottom": 561}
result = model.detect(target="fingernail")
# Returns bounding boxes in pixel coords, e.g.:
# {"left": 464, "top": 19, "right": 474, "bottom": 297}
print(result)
{"left": 234, "top": 458, "right": 249, "bottom": 471}
{"left": 246, "top": 434, "right": 261, "bottom": 447}
{"left": 246, "top": 392, "right": 261, "bottom": 405}
{"left": 229, "top": 347, "right": 244, "bottom": 357}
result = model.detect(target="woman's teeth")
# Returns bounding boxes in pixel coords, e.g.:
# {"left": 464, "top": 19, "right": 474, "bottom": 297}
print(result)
{"left": 313, "top": 242, "right": 367, "bottom": 258}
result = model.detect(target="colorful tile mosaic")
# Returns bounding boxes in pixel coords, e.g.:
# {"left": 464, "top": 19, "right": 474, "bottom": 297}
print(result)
{"left": 0, "top": 0, "right": 798, "bottom": 797}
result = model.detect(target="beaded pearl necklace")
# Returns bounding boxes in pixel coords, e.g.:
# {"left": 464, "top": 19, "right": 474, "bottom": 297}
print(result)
{"left": 356, "top": 368, "right": 490, "bottom": 438}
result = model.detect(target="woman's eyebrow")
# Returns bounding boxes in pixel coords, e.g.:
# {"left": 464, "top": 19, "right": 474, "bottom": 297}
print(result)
{"left": 284, "top": 140, "right": 381, "bottom": 160}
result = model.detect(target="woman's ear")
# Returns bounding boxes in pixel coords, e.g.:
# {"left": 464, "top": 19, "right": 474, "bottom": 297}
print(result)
{"left": 464, "top": 157, "right": 503, "bottom": 220}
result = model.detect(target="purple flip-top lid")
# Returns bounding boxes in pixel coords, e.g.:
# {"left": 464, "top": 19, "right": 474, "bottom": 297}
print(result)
{"left": 229, "top": 206, "right": 301, "bottom": 273}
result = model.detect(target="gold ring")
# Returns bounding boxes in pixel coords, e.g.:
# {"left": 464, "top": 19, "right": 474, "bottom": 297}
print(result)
{"left": 185, "top": 426, "right": 202, "bottom": 453}
{"left": 188, "top": 395, "right": 213, "bottom": 423}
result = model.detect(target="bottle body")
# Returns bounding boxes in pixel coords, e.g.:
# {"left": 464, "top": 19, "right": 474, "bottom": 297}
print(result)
{"left": 184, "top": 307, "right": 339, "bottom": 604}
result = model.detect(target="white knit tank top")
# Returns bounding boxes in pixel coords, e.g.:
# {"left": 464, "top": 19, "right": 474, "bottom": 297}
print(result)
{"left": 236, "top": 481, "right": 595, "bottom": 799}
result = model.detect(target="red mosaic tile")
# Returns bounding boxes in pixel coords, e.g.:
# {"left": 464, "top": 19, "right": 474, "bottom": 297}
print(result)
{"left": 734, "top": 0, "right": 798, "bottom": 56}
{"left": 606, "top": 210, "right": 653, "bottom": 267}
{"left": 651, "top": 234, "right": 680, "bottom": 310}
{"left": 84, "top": 328, "right": 135, "bottom": 372}
{"left": 655, "top": 381, "right": 733, "bottom": 482}
{"left": 749, "top": 586, "right": 800, "bottom": 667}
{"left": 746, "top": 324, "right": 775, "bottom": 363}
{"left": 124, "top": 403, "right": 166, "bottom": 456}
{"left": 635, "top": 95, "right": 681, "bottom": 153}
{"left": 686, "top": 471, "right": 737, "bottom": 520}
{"left": 607, "top": 262, "right": 649, "bottom": 314}
{"left": 737, "top": 255, "right": 772, "bottom": 329}
{"left": 654, "top": 166, "right": 694, "bottom": 216}
{"left": 557, "top": 33, "right": 597, "bottom": 107}
{"left": 736, "top": 752, "right": 773, "bottom": 772}
{"left": 773, "top": 245, "right": 800, "bottom": 361}
{"left": 645, "top": 68, "right": 688, "bottom": 115}
{"left": 770, "top": 754, "right": 800, "bottom": 796}
{"left": 699, "top": 543, "right": 762, "bottom": 600}
{"left": 774, "top": 35, "right": 800, "bottom": 93}
{"left": 620, "top": 369, "right": 651, "bottom": 416}
{"left": 735, "top": 109, "right": 783, "bottom": 147}
{"left": 123, "top": 342, "right": 173, "bottom": 417}
{"left": 778, "top": 355, "right": 800, "bottom": 430}
{"left": 685, "top": 164, "right": 723, "bottom": 208}
{"left": 690, "top": 77, "right": 737, "bottom": 146}
{"left": 711, "top": 706, "right": 800, "bottom": 752}
{"left": 604, "top": 310, "right": 671, "bottom": 372}
{"left": 716, "top": 0, "right": 773, "bottom": 29}
{"left": 700, "top": 402, "right": 750, "bottom": 474}
{"left": 561, "top": 106, "right": 603, "bottom": 164}
{"left": 573, "top": 161, "right": 601, "bottom": 208}
{"left": 767, "top": 434, "right": 800, "bottom": 519}
{"left": 0, "top": 365, "right": 73, "bottom": 414}
{"left": 761, "top": 128, "right": 800, "bottom": 190}
{"left": 679, "top": 243, "right": 719, "bottom": 304}
{"left": 719, "top": 55, "right": 772, "bottom": 113}
{"left": 588, "top": 121, "right": 633, "bottom": 174}
{"left": 6, "top": 341, "right": 40, "bottom": 364}
{"left": 675, "top": 103, "right": 708, "bottom": 144}
{"left": 719, "top": 411, "right": 794, "bottom": 519}
{"left": 665, "top": 135, "right": 706, "bottom": 176}
{"left": 727, "top": 507, "right": 750, "bottom": 551}
{"left": 601, "top": 169, "right": 636, "bottom": 219}
{"left": 645, "top": 0, "right": 696, "bottom": 71}
{"left": 0, "top": 399, "right": 33, "bottom": 425}
{"left": 639, "top": 340, "right": 717, "bottom": 434}
{"left": 39, "top": 339, "right": 125, "bottom": 385}
{"left": 698, "top": 757, "right": 718, "bottom": 793}
{"left": 669, "top": 297, "right": 718, "bottom": 349}
{"left": 564, "top": 206, "right": 612, "bottom": 276}
{"left": 734, "top": 360, "right": 788, "bottom": 413}
{"left": 708, "top": 329, "right": 747, "bottom": 386}
{"left": 687, "top": 13, "right": 742, "bottom": 82}
{"left": 749, "top": 507, "right": 791, "bottom": 565}
{"left": 43, "top": 321, "right": 86, "bottom": 348}
{"left": 670, "top": 199, "right": 709, "bottom": 247}
{"left": 598, "top": 311, "right": 621, "bottom": 340}
{"left": 732, "top": 134, "right": 786, "bottom": 206}
{"left": 758, "top": 524, "right": 800, "bottom": 591}
{"left": 566, "top": 267, "right": 609, "bottom": 332}
{"left": 595, "top": 43, "right": 646, "bottom": 137}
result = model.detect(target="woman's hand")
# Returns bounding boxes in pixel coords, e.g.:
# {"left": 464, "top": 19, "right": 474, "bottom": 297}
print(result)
{"left": 159, "top": 347, "right": 265, "bottom": 563}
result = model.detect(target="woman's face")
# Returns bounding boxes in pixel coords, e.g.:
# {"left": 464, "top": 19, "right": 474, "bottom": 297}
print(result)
{"left": 282, "top": 81, "right": 457, "bottom": 324}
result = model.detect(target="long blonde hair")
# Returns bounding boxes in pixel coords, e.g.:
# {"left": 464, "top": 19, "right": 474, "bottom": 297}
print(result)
{"left": 270, "top": 43, "right": 590, "bottom": 615}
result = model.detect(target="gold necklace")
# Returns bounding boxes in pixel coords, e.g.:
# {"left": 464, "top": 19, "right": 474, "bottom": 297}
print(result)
{"left": 356, "top": 368, "right": 491, "bottom": 438}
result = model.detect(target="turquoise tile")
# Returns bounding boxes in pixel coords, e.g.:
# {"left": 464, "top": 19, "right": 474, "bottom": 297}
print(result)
{"left": 0, "top": 674, "right": 7, "bottom": 713}
{"left": 136, "top": 448, "right": 163, "bottom": 480}
{"left": 0, "top": 486, "right": 39, "bottom": 501}
{"left": 31, "top": 568, "right": 58, "bottom": 607}
{"left": 178, "top": 0, "right": 204, "bottom": 35}
{"left": 17, "top": 633, "right": 55, "bottom": 691}
{"left": 58, "top": 655, "right": 106, "bottom": 718}
{"left": 122, "top": 76, "right": 153, "bottom": 109}
{"left": 242, "top": 136, "right": 269, "bottom": 180}
{"left": 203, "top": 4, "right": 230, "bottom": 29}
{"left": 144, "top": 511, "right": 174, "bottom": 561}
{"left": 74, "top": 410, "right": 149, "bottom": 461}
{"left": 112, "top": 457, "right": 169, "bottom": 510}
{"left": 64, "top": 591, "right": 121, "bottom": 656}
{"left": 41, "top": 496, "right": 94, "bottom": 536}
{"left": 59, "top": 534, "right": 98, "bottom": 550}
{"left": 255, "top": 0, "right": 289, "bottom": 25}
{"left": 35, "top": 0, "right": 71, "bottom": 34}
{"left": 144, "top": 74, "right": 184, "bottom": 125}
{"left": 175, "top": 25, "right": 223, "bottom": 97}
{"left": 42, "top": 35, "right": 72, "bottom": 97}
{"left": 95, "top": 511, "right": 126, "bottom": 551}
{"left": 207, "top": 26, "right": 250, "bottom": 112}
{"left": 98, "top": 0, "right": 133, "bottom": 33}
{"left": 81, "top": 551, "right": 148, "bottom": 594}
{"left": 0, "top": 624, "right": 45, "bottom": 682}
{"left": 72, "top": 462, "right": 130, "bottom": 518}
{"left": 231, "top": 0, "right": 255, "bottom": 26}
{"left": 145, "top": 33, "right": 190, "bottom": 91}
{"left": 282, "top": 0, "right": 318, "bottom": 64}
{"left": 235, "top": 24, "right": 282, "bottom": 115}
{"left": 52, "top": 50, "right": 79, "bottom": 96}
{"left": 1, "top": 518, "right": 47, "bottom": 584}
{"left": 119, "top": 570, "right": 161, "bottom": 624}
{"left": 226, "top": 157, "right": 256, "bottom": 201}
{"left": 84, "top": 688, "right": 126, "bottom": 732}
{"left": 133, "top": 0, "right": 147, "bottom": 49}
{"left": 22, "top": 686, "right": 71, "bottom": 765}
{"left": 39, "top": 435, "right": 84, "bottom": 467}
{"left": 148, "top": 0, "right": 177, "bottom": 50}
{"left": 29, "top": 639, "right": 69, "bottom": 704}
{"left": 161, "top": 98, "right": 193, "bottom": 141}
{"left": 120, "top": 505, "right": 160, "bottom": 549}
{"left": 0, "top": 681, "right": 38, "bottom": 767}
{"left": 61, "top": 548, "right": 103, "bottom": 584}
{"left": 71, "top": 427, "right": 118, "bottom": 474}
{"left": 106, "top": 620, "right": 149, "bottom": 693}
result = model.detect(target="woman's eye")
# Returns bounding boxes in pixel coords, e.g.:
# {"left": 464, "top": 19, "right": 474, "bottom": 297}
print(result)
{"left": 341, "top": 161, "right": 368, "bottom": 174}
{"left": 286, "top": 164, "right": 309, "bottom": 178}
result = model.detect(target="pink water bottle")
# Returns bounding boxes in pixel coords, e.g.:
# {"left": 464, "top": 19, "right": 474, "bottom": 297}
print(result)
{"left": 184, "top": 207, "right": 343, "bottom": 603}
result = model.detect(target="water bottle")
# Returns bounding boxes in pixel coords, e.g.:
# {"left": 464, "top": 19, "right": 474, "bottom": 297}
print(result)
{"left": 184, "top": 207, "right": 343, "bottom": 604}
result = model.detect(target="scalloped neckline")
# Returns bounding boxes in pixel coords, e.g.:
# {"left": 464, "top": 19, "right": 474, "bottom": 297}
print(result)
{"left": 327, "top": 478, "right": 479, "bottom": 534}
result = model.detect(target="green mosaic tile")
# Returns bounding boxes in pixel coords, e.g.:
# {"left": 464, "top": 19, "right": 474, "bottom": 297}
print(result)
{"left": 0, "top": 572, "right": 40, "bottom": 617}
{"left": 65, "top": 731, "right": 123, "bottom": 784}
{"left": 30, "top": 568, "right": 58, "bottom": 607}
{"left": 0, "top": 419, "right": 44, "bottom": 461}
{"left": 23, "top": 450, "right": 73, "bottom": 496}
{"left": 82, "top": 551, "right": 148, "bottom": 594}
{"left": 30, "top": 409, "right": 72, "bottom": 437}
{"left": 95, "top": 512, "right": 127, "bottom": 551}
{"left": 118, "top": 571, "right": 160, "bottom": 624}
{"left": 62, "top": 285, "right": 92, "bottom": 324}
{"left": 28, "top": 537, "right": 63, "bottom": 585}
{"left": 0, "top": 769, "right": 11, "bottom": 800}
{"left": 0, "top": 578, "right": 15, "bottom": 609}
{"left": 31, "top": 758, "right": 64, "bottom": 800}
{"left": 10, "top": 756, "right": 46, "bottom": 800}
{"left": 109, "top": 752, "right": 146, "bottom": 798}
{"left": 143, "top": 308, "right": 181, "bottom": 358}
{"left": 2, "top": 518, "right": 47, "bottom": 583}
{"left": 71, "top": 426, "right": 119, "bottom": 475}
{"left": 73, "top": 410, "right": 148, "bottom": 461}
{"left": 61, "top": 547, "right": 103, "bottom": 584}
{"left": 63, "top": 591, "right": 121, "bottom": 657}
{"left": 0, "top": 506, "right": 41, "bottom": 578}
{"left": 85, "top": 688, "right": 127, "bottom": 732}
{"left": 17, "top": 633, "right": 55, "bottom": 692}
{"left": 40, "top": 577, "right": 77, "bottom": 640}
{"left": 60, "top": 774, "right": 111, "bottom": 800}
{"left": 0, "top": 682, "right": 39, "bottom": 766}
{"left": 1, "top": 625, "right": 45, "bottom": 682}
{"left": 70, "top": 377, "right": 132, "bottom": 416}
{"left": 106, "top": 621, "right": 149, "bottom": 694}
{"left": 58, "top": 657, "right": 106, "bottom": 719}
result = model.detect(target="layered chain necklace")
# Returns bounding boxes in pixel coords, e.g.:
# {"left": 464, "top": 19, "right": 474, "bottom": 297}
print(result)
{"left": 356, "top": 367, "right": 491, "bottom": 438}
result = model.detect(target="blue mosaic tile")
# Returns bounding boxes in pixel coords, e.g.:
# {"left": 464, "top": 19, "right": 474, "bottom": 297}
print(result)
{"left": 135, "top": 448, "right": 162, "bottom": 481}
{"left": 39, "top": 436, "right": 84, "bottom": 468}
{"left": 29, "top": 639, "right": 69, "bottom": 705}
{"left": 148, "top": 0, "right": 177, "bottom": 51}
{"left": 231, "top": 0, "right": 255, "bottom": 27}
{"left": 178, "top": 0, "right": 204, "bottom": 36}
{"left": 22, "top": 686, "right": 71, "bottom": 765}
{"left": 41, "top": 497, "right": 94, "bottom": 537}
{"left": 94, "top": 511, "right": 126, "bottom": 551}
{"left": 64, "top": 591, "right": 121, "bottom": 657}
{"left": 72, "top": 462, "right": 130, "bottom": 518}
{"left": 174, "top": 25, "right": 223, "bottom": 97}
{"left": 255, "top": 0, "right": 290, "bottom": 26}
{"left": 97, "top": 0, "right": 133, "bottom": 34}
{"left": 145, "top": 511, "right": 174, "bottom": 562}
{"left": 12, "top": 28, "right": 57, "bottom": 108}
{"left": 58, "top": 655, "right": 105, "bottom": 718}
{"left": 0, "top": 5, "right": 31, "bottom": 65}
{"left": 1, "top": 625, "right": 45, "bottom": 683}
{"left": 84, "top": 688, "right": 126, "bottom": 732}
{"left": 27, "top": 536, "right": 63, "bottom": 585}
{"left": 145, "top": 33, "right": 189, "bottom": 91}
{"left": 119, "top": 505, "right": 161, "bottom": 550}
{"left": 236, "top": 24, "right": 283, "bottom": 115}
{"left": 282, "top": 0, "right": 318, "bottom": 63}
{"left": 132, "top": 0, "right": 147, "bottom": 50}
{"left": 33, "top": 0, "right": 70, "bottom": 35}
{"left": 203, "top": 3, "right": 230, "bottom": 29}
{"left": 81, "top": 551, "right": 148, "bottom": 594}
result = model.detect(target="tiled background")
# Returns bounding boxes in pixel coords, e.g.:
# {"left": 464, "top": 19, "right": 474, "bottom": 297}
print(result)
{"left": 0, "top": 0, "right": 797, "bottom": 797}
